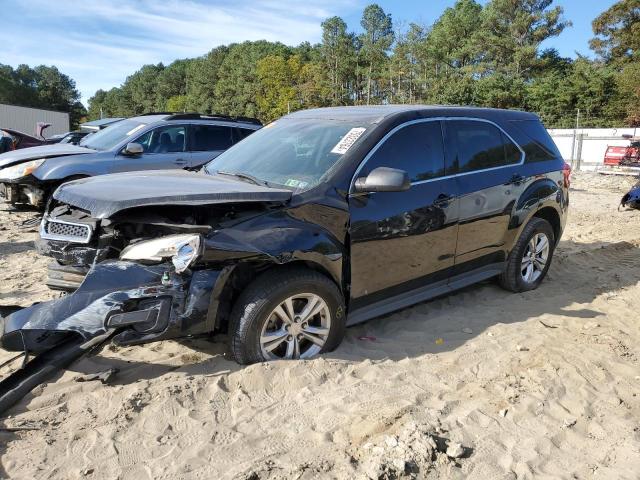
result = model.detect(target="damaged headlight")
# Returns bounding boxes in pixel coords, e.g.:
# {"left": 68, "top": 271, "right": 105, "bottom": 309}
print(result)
{"left": 0, "top": 159, "right": 45, "bottom": 179}
{"left": 120, "top": 234, "right": 202, "bottom": 273}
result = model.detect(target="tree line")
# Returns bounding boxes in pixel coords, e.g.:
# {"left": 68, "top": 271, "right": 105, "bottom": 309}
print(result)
{"left": 0, "top": 64, "right": 86, "bottom": 128}
{"left": 3, "top": 1, "right": 639, "bottom": 129}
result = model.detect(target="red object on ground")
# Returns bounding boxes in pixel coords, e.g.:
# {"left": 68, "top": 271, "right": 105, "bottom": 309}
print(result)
{"left": 604, "top": 146, "right": 629, "bottom": 166}
{"left": 604, "top": 142, "right": 640, "bottom": 167}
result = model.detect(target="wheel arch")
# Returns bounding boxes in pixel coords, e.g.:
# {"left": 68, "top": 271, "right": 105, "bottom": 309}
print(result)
{"left": 212, "top": 259, "right": 343, "bottom": 333}
{"left": 532, "top": 206, "right": 561, "bottom": 245}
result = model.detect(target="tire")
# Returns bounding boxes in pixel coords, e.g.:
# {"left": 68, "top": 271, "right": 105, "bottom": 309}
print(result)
{"left": 228, "top": 267, "right": 346, "bottom": 365}
{"left": 499, "top": 217, "right": 555, "bottom": 293}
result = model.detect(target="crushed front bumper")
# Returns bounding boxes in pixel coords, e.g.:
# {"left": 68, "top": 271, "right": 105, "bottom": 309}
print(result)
{"left": 0, "top": 260, "right": 224, "bottom": 353}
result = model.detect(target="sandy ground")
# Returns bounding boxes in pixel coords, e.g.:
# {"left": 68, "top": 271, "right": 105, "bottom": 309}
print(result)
{"left": 0, "top": 172, "right": 639, "bottom": 479}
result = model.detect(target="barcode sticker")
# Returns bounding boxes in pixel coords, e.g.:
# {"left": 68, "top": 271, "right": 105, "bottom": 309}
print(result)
{"left": 330, "top": 127, "right": 366, "bottom": 155}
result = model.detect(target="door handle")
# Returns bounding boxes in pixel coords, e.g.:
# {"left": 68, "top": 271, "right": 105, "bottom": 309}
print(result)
{"left": 506, "top": 174, "right": 525, "bottom": 185}
{"left": 434, "top": 193, "right": 454, "bottom": 206}
{"left": 174, "top": 158, "right": 188, "bottom": 165}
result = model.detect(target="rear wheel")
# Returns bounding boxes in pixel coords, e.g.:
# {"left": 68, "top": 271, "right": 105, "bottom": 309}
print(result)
{"left": 228, "top": 267, "right": 346, "bottom": 364}
{"left": 499, "top": 217, "right": 555, "bottom": 292}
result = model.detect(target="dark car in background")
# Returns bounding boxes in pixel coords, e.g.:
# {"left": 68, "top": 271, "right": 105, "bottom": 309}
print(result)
{"left": 0, "top": 128, "right": 47, "bottom": 150}
{"left": 45, "top": 118, "right": 124, "bottom": 146}
{"left": 0, "top": 113, "right": 261, "bottom": 208}
{"left": 1, "top": 105, "right": 569, "bottom": 367}
{"left": 45, "top": 131, "right": 91, "bottom": 145}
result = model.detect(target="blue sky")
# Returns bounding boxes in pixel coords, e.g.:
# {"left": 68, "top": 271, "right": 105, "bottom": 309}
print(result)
{"left": 0, "top": 0, "right": 617, "bottom": 104}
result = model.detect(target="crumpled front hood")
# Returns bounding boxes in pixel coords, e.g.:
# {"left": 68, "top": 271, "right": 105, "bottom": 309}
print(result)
{"left": 0, "top": 144, "right": 95, "bottom": 169}
{"left": 54, "top": 170, "right": 293, "bottom": 218}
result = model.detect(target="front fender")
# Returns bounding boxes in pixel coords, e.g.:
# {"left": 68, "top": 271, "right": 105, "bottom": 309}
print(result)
{"left": 201, "top": 211, "right": 345, "bottom": 287}
{"left": 33, "top": 153, "right": 114, "bottom": 181}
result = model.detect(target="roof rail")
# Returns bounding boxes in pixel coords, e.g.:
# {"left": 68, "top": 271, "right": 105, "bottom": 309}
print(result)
{"left": 165, "top": 112, "right": 262, "bottom": 125}
{"left": 138, "top": 112, "right": 178, "bottom": 116}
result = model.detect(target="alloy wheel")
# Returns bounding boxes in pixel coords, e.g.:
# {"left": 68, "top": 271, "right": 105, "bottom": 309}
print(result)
{"left": 521, "top": 232, "right": 550, "bottom": 283}
{"left": 259, "top": 293, "right": 331, "bottom": 360}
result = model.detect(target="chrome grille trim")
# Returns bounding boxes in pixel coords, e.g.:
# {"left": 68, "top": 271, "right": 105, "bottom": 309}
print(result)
{"left": 40, "top": 217, "right": 93, "bottom": 244}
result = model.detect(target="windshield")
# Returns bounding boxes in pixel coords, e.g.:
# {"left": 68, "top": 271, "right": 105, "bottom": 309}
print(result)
{"left": 80, "top": 119, "right": 146, "bottom": 151}
{"left": 204, "top": 118, "right": 370, "bottom": 190}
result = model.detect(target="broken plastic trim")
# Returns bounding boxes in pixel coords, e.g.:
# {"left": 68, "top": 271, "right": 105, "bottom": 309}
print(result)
{"left": 0, "top": 330, "right": 113, "bottom": 416}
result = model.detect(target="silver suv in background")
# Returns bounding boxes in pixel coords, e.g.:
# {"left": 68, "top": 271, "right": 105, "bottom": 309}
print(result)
{"left": 0, "top": 113, "right": 262, "bottom": 208}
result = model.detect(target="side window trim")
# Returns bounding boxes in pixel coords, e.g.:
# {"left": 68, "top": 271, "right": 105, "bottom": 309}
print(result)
{"left": 350, "top": 117, "right": 525, "bottom": 192}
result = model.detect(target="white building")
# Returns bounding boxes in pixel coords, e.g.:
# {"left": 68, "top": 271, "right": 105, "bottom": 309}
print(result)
{"left": 0, "top": 103, "right": 70, "bottom": 138}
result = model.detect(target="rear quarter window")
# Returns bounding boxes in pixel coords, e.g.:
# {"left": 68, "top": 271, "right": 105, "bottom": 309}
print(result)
{"left": 446, "top": 120, "right": 521, "bottom": 174}
{"left": 507, "top": 120, "right": 562, "bottom": 163}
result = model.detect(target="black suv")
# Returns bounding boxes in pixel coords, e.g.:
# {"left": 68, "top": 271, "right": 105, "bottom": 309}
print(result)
{"left": 1, "top": 106, "right": 569, "bottom": 365}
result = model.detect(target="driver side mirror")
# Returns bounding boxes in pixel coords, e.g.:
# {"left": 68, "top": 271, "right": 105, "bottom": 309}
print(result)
{"left": 123, "top": 142, "right": 144, "bottom": 156}
{"left": 354, "top": 167, "right": 411, "bottom": 193}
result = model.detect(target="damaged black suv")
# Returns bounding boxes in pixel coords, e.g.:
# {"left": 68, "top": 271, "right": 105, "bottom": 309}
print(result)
{"left": 1, "top": 106, "right": 569, "bottom": 365}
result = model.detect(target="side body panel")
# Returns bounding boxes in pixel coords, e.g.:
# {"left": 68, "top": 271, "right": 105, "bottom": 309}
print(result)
{"left": 33, "top": 151, "right": 117, "bottom": 181}
{"left": 348, "top": 180, "right": 459, "bottom": 310}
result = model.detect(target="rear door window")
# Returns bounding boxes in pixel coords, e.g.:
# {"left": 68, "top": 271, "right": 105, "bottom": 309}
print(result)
{"left": 362, "top": 121, "right": 445, "bottom": 182}
{"left": 190, "top": 125, "right": 234, "bottom": 151}
{"left": 447, "top": 120, "right": 521, "bottom": 173}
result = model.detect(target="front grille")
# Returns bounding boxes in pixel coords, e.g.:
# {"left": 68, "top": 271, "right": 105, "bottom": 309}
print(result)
{"left": 41, "top": 219, "right": 92, "bottom": 243}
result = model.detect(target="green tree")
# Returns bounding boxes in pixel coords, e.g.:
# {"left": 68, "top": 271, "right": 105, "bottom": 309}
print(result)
{"left": 166, "top": 95, "right": 188, "bottom": 112}
{"left": 0, "top": 63, "right": 85, "bottom": 128}
{"left": 426, "top": 0, "right": 483, "bottom": 75}
{"left": 320, "top": 16, "right": 356, "bottom": 104}
{"left": 125, "top": 63, "right": 164, "bottom": 114}
{"left": 590, "top": 0, "right": 640, "bottom": 64}
{"left": 213, "top": 41, "right": 292, "bottom": 118}
{"left": 480, "top": 0, "right": 570, "bottom": 78}
{"left": 256, "top": 55, "right": 300, "bottom": 121}
{"left": 184, "top": 46, "right": 229, "bottom": 113}
{"left": 617, "top": 62, "right": 640, "bottom": 125}
{"left": 360, "top": 4, "right": 394, "bottom": 104}
{"left": 391, "top": 23, "right": 427, "bottom": 103}
{"left": 155, "top": 60, "right": 189, "bottom": 110}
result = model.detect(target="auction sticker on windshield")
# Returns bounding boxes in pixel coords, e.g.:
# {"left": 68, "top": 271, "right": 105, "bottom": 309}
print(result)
{"left": 330, "top": 127, "right": 366, "bottom": 155}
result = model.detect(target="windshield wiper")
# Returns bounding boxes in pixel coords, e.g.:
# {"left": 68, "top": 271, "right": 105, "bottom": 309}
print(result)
{"left": 216, "top": 170, "right": 269, "bottom": 187}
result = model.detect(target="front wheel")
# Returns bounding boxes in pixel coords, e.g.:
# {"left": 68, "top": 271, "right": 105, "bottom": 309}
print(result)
{"left": 228, "top": 267, "right": 346, "bottom": 365}
{"left": 499, "top": 217, "right": 555, "bottom": 292}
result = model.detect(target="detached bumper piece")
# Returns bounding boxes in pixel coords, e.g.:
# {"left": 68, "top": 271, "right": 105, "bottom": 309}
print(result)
{"left": 0, "top": 260, "right": 222, "bottom": 415}
{"left": 0, "top": 332, "right": 112, "bottom": 416}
